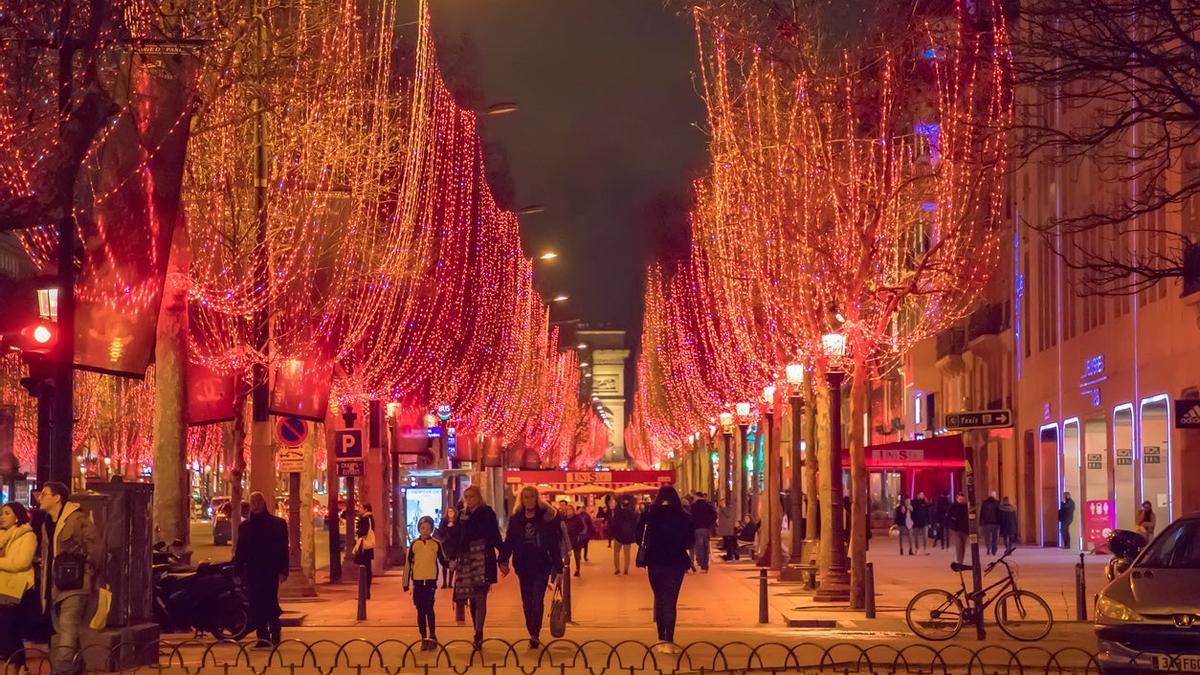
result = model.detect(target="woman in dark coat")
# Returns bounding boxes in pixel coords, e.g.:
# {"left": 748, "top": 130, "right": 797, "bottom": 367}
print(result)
{"left": 636, "top": 485, "right": 694, "bottom": 654}
{"left": 354, "top": 504, "right": 376, "bottom": 597}
{"left": 450, "top": 486, "right": 503, "bottom": 650}
{"left": 498, "top": 486, "right": 564, "bottom": 648}
{"left": 436, "top": 507, "right": 459, "bottom": 588}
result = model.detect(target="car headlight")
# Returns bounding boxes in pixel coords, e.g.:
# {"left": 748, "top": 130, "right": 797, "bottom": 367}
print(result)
{"left": 1096, "top": 595, "right": 1143, "bottom": 623}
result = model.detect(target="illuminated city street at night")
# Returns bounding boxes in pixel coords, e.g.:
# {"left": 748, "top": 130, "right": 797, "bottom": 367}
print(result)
{"left": 0, "top": 0, "right": 1198, "bottom": 673}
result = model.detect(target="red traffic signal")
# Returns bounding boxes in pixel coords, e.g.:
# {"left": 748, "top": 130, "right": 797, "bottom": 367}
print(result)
{"left": 2, "top": 322, "right": 57, "bottom": 355}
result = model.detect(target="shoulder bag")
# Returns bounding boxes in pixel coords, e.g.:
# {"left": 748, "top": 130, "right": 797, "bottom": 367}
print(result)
{"left": 549, "top": 576, "right": 566, "bottom": 638}
{"left": 635, "top": 520, "right": 649, "bottom": 568}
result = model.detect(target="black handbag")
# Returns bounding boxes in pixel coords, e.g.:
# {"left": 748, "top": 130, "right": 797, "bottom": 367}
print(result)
{"left": 549, "top": 577, "right": 566, "bottom": 638}
{"left": 53, "top": 552, "right": 85, "bottom": 592}
{"left": 635, "top": 525, "right": 649, "bottom": 568}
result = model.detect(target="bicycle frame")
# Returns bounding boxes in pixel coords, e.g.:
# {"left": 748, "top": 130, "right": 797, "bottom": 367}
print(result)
{"left": 949, "top": 558, "right": 1020, "bottom": 614}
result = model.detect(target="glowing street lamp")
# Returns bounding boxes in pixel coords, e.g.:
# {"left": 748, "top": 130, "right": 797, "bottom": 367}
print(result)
{"left": 37, "top": 285, "right": 59, "bottom": 322}
{"left": 552, "top": 294, "right": 569, "bottom": 303}
{"left": 539, "top": 251, "right": 558, "bottom": 261}
{"left": 785, "top": 363, "right": 805, "bottom": 387}
{"left": 815, "top": 330, "right": 850, "bottom": 602}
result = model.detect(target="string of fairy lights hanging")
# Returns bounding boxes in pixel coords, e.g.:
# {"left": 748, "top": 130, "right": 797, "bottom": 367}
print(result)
{"left": 0, "top": 0, "right": 592, "bottom": 470}
{"left": 630, "top": 0, "right": 1013, "bottom": 467}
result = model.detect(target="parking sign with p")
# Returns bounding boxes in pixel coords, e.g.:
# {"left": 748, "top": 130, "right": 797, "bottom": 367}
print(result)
{"left": 334, "top": 429, "right": 363, "bottom": 460}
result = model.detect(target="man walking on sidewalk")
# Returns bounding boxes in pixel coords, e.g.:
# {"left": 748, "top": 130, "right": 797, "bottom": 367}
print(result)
{"left": 235, "top": 492, "right": 289, "bottom": 647}
{"left": 689, "top": 492, "right": 717, "bottom": 572}
{"left": 38, "top": 482, "right": 102, "bottom": 675}
{"left": 607, "top": 497, "right": 638, "bottom": 575}
{"left": 979, "top": 492, "right": 1000, "bottom": 555}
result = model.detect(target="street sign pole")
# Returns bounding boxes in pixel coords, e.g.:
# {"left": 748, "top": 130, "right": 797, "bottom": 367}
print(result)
{"left": 964, "top": 433, "right": 986, "bottom": 640}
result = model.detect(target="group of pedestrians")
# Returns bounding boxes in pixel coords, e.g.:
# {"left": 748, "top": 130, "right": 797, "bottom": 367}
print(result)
{"left": 893, "top": 491, "right": 1019, "bottom": 563}
{"left": 0, "top": 482, "right": 105, "bottom": 675}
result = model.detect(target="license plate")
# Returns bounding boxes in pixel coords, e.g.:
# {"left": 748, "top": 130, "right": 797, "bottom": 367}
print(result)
{"left": 1156, "top": 654, "right": 1200, "bottom": 672}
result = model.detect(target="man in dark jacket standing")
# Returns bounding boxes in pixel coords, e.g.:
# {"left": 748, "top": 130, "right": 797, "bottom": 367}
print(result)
{"left": 947, "top": 494, "right": 970, "bottom": 564}
{"left": 979, "top": 492, "right": 1000, "bottom": 555}
{"left": 689, "top": 492, "right": 717, "bottom": 573}
{"left": 1058, "top": 492, "right": 1075, "bottom": 549}
{"left": 607, "top": 497, "right": 638, "bottom": 575}
{"left": 234, "top": 491, "right": 289, "bottom": 647}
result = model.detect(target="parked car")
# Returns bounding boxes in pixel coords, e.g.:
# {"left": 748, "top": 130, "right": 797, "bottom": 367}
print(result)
{"left": 1095, "top": 512, "right": 1200, "bottom": 673}
{"left": 211, "top": 497, "right": 249, "bottom": 546}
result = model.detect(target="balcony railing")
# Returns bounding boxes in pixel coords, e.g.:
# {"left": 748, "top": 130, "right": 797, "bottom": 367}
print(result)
{"left": 936, "top": 326, "right": 966, "bottom": 360}
{"left": 966, "top": 302, "right": 1009, "bottom": 342}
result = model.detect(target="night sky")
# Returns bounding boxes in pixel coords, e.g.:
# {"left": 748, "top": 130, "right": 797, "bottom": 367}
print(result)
{"left": 428, "top": 1, "right": 708, "bottom": 334}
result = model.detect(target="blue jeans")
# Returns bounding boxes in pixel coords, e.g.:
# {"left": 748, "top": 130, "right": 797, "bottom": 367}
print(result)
{"left": 50, "top": 594, "right": 86, "bottom": 675}
{"left": 693, "top": 529, "right": 711, "bottom": 570}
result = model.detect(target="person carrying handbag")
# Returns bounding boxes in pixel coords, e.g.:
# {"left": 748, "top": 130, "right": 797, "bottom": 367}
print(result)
{"left": 498, "top": 486, "right": 564, "bottom": 649}
{"left": 0, "top": 502, "right": 36, "bottom": 674}
{"left": 353, "top": 504, "right": 377, "bottom": 598}
{"left": 37, "top": 482, "right": 103, "bottom": 675}
{"left": 636, "top": 486, "right": 694, "bottom": 655}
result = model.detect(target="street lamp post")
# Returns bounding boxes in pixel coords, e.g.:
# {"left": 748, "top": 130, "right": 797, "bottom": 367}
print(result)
{"left": 735, "top": 402, "right": 751, "bottom": 521}
{"left": 719, "top": 412, "right": 734, "bottom": 508}
{"left": 815, "top": 333, "right": 850, "bottom": 602}
{"left": 781, "top": 364, "right": 809, "bottom": 581}
{"left": 759, "top": 385, "right": 781, "bottom": 569}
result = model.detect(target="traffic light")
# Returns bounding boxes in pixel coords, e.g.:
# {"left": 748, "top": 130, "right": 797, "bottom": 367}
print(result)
{"left": 2, "top": 321, "right": 58, "bottom": 397}
{"left": 2, "top": 321, "right": 57, "bottom": 355}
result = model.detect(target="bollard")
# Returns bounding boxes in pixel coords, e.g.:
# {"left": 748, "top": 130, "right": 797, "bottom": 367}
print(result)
{"left": 864, "top": 562, "right": 876, "bottom": 619}
{"left": 1076, "top": 553, "right": 1087, "bottom": 621}
{"left": 563, "top": 561, "right": 573, "bottom": 623}
{"left": 356, "top": 565, "right": 368, "bottom": 621}
{"left": 758, "top": 568, "right": 769, "bottom": 624}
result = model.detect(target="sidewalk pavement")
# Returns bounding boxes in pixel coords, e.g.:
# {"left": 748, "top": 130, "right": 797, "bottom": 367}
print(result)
{"left": 270, "top": 538, "right": 1101, "bottom": 650}
{"left": 754, "top": 539, "right": 1107, "bottom": 637}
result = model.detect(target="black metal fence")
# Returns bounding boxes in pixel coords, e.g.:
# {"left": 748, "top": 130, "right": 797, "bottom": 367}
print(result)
{"left": 9, "top": 638, "right": 1188, "bottom": 674}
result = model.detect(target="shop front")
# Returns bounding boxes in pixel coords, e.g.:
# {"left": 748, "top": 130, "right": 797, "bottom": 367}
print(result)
{"left": 859, "top": 435, "right": 966, "bottom": 529}
{"left": 503, "top": 470, "right": 676, "bottom": 511}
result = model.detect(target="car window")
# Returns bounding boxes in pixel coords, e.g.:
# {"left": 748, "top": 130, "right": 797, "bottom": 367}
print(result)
{"left": 1139, "top": 520, "right": 1200, "bottom": 569}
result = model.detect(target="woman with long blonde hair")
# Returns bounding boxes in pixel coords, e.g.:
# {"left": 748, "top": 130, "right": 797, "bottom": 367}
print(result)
{"left": 498, "top": 486, "right": 565, "bottom": 649}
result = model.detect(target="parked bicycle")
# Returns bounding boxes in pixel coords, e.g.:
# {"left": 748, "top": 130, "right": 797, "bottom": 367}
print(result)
{"left": 906, "top": 547, "right": 1053, "bottom": 641}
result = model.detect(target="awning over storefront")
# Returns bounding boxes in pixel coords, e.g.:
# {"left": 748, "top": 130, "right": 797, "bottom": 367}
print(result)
{"left": 504, "top": 470, "right": 675, "bottom": 494}
{"left": 855, "top": 435, "right": 965, "bottom": 469}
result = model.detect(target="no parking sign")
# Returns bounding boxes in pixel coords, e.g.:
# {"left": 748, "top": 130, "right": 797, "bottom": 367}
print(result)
{"left": 275, "top": 416, "right": 309, "bottom": 448}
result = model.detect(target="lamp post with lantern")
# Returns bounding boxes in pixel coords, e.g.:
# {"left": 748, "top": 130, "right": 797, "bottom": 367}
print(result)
{"left": 734, "top": 401, "right": 752, "bottom": 521}
{"left": 781, "top": 363, "right": 811, "bottom": 581}
{"left": 719, "top": 411, "right": 734, "bottom": 509}
{"left": 815, "top": 331, "right": 850, "bottom": 602}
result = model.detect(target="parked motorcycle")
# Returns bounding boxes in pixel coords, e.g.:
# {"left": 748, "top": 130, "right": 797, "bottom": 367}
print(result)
{"left": 153, "top": 558, "right": 251, "bottom": 640}
{"left": 1104, "top": 529, "right": 1148, "bottom": 581}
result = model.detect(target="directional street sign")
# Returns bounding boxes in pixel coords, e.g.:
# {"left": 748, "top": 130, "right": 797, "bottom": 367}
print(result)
{"left": 944, "top": 409, "right": 1012, "bottom": 430}
{"left": 336, "top": 461, "right": 363, "bottom": 477}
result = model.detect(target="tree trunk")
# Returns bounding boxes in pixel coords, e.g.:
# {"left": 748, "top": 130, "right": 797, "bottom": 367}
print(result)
{"left": 848, "top": 357, "right": 870, "bottom": 609}
{"left": 152, "top": 226, "right": 190, "bottom": 552}
{"left": 229, "top": 394, "right": 247, "bottom": 548}
{"left": 768, "top": 396, "right": 784, "bottom": 571}
{"left": 815, "top": 378, "right": 834, "bottom": 581}
{"left": 804, "top": 380, "right": 820, "bottom": 556}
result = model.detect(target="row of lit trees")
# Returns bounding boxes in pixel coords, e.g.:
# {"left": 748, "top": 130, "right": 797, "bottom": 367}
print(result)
{"left": 0, "top": 0, "right": 599, "bottom": 538}
{"left": 631, "top": 0, "right": 1013, "bottom": 607}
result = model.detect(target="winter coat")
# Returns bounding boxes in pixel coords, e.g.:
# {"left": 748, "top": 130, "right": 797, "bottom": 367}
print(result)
{"left": 234, "top": 511, "right": 289, "bottom": 581}
{"left": 452, "top": 504, "right": 503, "bottom": 586}
{"left": 910, "top": 498, "right": 930, "bottom": 528}
{"left": 947, "top": 502, "right": 970, "bottom": 534}
{"left": 0, "top": 524, "right": 36, "bottom": 603}
{"left": 607, "top": 505, "right": 638, "bottom": 545}
{"left": 894, "top": 505, "right": 913, "bottom": 529}
{"left": 932, "top": 496, "right": 950, "bottom": 525}
{"left": 565, "top": 514, "right": 588, "bottom": 550}
{"left": 999, "top": 503, "right": 1018, "bottom": 537}
{"left": 40, "top": 501, "right": 103, "bottom": 606}
{"left": 499, "top": 504, "right": 564, "bottom": 577}
{"left": 435, "top": 520, "right": 459, "bottom": 558}
{"left": 715, "top": 505, "right": 737, "bottom": 537}
{"left": 1058, "top": 498, "right": 1075, "bottom": 524}
{"left": 691, "top": 499, "right": 718, "bottom": 530}
{"left": 980, "top": 497, "right": 1000, "bottom": 526}
{"left": 636, "top": 505, "right": 695, "bottom": 570}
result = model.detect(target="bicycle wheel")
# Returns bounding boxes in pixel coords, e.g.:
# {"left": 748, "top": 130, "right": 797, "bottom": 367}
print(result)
{"left": 994, "top": 589, "right": 1053, "bottom": 641}
{"left": 906, "top": 589, "right": 965, "bottom": 640}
